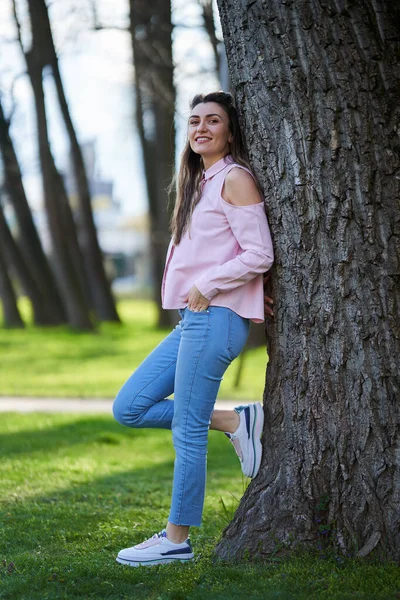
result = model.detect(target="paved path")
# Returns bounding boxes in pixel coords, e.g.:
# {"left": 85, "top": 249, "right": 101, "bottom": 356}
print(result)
{"left": 0, "top": 397, "right": 238, "bottom": 413}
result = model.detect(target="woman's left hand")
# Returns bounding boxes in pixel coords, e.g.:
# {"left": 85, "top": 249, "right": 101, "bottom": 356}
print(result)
{"left": 184, "top": 285, "right": 210, "bottom": 312}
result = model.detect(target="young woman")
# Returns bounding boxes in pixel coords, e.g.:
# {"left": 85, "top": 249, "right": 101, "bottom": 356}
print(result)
{"left": 113, "top": 91, "right": 274, "bottom": 567}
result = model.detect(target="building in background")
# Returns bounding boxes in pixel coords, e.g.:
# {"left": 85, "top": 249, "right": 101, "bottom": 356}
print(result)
{"left": 64, "top": 141, "right": 152, "bottom": 295}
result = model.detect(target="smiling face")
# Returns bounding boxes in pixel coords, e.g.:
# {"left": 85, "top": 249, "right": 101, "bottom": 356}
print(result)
{"left": 188, "top": 102, "right": 232, "bottom": 168}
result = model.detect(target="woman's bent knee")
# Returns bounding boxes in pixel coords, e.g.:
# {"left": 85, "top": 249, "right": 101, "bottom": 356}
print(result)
{"left": 112, "top": 391, "right": 129, "bottom": 426}
{"left": 113, "top": 389, "right": 144, "bottom": 427}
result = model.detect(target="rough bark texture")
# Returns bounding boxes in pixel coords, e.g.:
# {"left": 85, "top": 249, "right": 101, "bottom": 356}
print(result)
{"left": 0, "top": 98, "right": 67, "bottom": 325}
{"left": 129, "top": 0, "right": 175, "bottom": 328}
{"left": 216, "top": 0, "right": 400, "bottom": 560}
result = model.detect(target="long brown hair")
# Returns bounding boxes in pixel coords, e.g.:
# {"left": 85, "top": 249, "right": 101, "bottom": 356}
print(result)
{"left": 169, "top": 92, "right": 255, "bottom": 245}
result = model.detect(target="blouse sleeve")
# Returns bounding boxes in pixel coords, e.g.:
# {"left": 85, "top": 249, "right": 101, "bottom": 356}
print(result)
{"left": 194, "top": 199, "right": 274, "bottom": 300}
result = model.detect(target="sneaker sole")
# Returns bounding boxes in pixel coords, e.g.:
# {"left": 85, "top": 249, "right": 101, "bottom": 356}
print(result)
{"left": 116, "top": 556, "right": 194, "bottom": 567}
{"left": 249, "top": 403, "right": 264, "bottom": 478}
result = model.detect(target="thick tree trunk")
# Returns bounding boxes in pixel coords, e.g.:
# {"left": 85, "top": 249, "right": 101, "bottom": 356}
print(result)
{"left": 0, "top": 98, "right": 67, "bottom": 325}
{"left": 0, "top": 241, "right": 24, "bottom": 328}
{"left": 28, "top": 0, "right": 119, "bottom": 323}
{"left": 129, "top": 0, "right": 175, "bottom": 328}
{"left": 216, "top": 0, "right": 400, "bottom": 560}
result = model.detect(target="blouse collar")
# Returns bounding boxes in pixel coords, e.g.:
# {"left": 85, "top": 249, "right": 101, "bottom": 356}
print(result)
{"left": 202, "top": 154, "right": 234, "bottom": 181}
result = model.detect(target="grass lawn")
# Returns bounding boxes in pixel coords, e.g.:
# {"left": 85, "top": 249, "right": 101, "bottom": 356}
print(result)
{"left": 0, "top": 299, "right": 267, "bottom": 401}
{"left": 1, "top": 413, "right": 399, "bottom": 600}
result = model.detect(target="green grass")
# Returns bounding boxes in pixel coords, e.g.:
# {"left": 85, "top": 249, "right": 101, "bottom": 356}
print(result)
{"left": 0, "top": 299, "right": 268, "bottom": 400}
{"left": 1, "top": 414, "right": 399, "bottom": 600}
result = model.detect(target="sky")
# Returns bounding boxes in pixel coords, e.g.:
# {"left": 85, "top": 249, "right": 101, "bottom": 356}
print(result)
{"left": 0, "top": 0, "right": 221, "bottom": 216}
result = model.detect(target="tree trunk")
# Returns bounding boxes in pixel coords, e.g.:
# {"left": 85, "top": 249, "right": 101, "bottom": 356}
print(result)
{"left": 199, "top": 0, "right": 221, "bottom": 79}
{"left": 129, "top": 0, "right": 175, "bottom": 328}
{"left": 0, "top": 202, "right": 50, "bottom": 325}
{"left": 0, "top": 240, "right": 24, "bottom": 328}
{"left": 26, "top": 51, "right": 93, "bottom": 330}
{"left": 216, "top": 0, "right": 400, "bottom": 561}
{"left": 28, "top": 0, "right": 120, "bottom": 323}
{"left": 12, "top": 0, "right": 94, "bottom": 330}
{"left": 0, "top": 97, "right": 67, "bottom": 325}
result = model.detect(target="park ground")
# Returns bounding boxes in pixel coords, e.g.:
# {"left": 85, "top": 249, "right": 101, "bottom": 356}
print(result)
{"left": 0, "top": 300, "right": 399, "bottom": 599}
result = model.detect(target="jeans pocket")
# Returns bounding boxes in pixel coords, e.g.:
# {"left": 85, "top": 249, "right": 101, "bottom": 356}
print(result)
{"left": 186, "top": 307, "right": 209, "bottom": 314}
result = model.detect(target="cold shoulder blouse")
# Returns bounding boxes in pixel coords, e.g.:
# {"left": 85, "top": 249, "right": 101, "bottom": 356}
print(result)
{"left": 161, "top": 155, "right": 274, "bottom": 323}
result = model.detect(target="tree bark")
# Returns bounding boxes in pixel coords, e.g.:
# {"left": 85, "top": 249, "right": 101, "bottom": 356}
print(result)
{"left": 0, "top": 97, "right": 67, "bottom": 325}
{"left": 129, "top": 0, "right": 175, "bottom": 328}
{"left": 28, "top": 0, "right": 120, "bottom": 323}
{"left": 216, "top": 0, "right": 400, "bottom": 560}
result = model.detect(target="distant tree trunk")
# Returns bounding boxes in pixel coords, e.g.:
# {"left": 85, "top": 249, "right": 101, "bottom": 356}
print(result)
{"left": 0, "top": 239, "right": 24, "bottom": 328}
{"left": 0, "top": 202, "right": 50, "bottom": 325}
{"left": 129, "top": 0, "right": 175, "bottom": 328}
{"left": 0, "top": 98, "right": 67, "bottom": 325}
{"left": 28, "top": 0, "right": 120, "bottom": 323}
{"left": 216, "top": 0, "right": 400, "bottom": 560}
{"left": 12, "top": 0, "right": 93, "bottom": 330}
{"left": 198, "top": 0, "right": 221, "bottom": 79}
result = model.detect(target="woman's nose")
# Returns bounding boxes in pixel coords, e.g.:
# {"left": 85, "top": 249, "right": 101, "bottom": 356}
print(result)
{"left": 197, "top": 121, "right": 208, "bottom": 132}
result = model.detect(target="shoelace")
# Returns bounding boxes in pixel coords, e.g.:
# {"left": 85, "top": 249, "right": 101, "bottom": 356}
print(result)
{"left": 136, "top": 530, "right": 166, "bottom": 548}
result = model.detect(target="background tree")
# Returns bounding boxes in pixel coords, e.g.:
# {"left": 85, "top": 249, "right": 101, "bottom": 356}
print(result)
{"left": 13, "top": 0, "right": 93, "bottom": 330}
{"left": 129, "top": 0, "right": 175, "bottom": 328}
{"left": 28, "top": 0, "right": 120, "bottom": 323}
{"left": 0, "top": 95, "right": 67, "bottom": 325}
{"left": 198, "top": 0, "right": 221, "bottom": 79}
{"left": 0, "top": 211, "right": 24, "bottom": 329}
{"left": 216, "top": 0, "right": 400, "bottom": 560}
{"left": 0, "top": 198, "right": 52, "bottom": 325}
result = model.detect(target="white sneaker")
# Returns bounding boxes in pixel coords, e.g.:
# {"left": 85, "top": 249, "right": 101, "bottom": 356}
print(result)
{"left": 116, "top": 529, "right": 194, "bottom": 567}
{"left": 225, "top": 403, "right": 264, "bottom": 478}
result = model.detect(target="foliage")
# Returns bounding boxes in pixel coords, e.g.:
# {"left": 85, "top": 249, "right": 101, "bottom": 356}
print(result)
{"left": 0, "top": 413, "right": 398, "bottom": 600}
{"left": 0, "top": 298, "right": 268, "bottom": 400}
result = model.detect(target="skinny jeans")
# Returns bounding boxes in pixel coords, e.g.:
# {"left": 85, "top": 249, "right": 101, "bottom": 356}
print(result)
{"left": 113, "top": 306, "right": 250, "bottom": 526}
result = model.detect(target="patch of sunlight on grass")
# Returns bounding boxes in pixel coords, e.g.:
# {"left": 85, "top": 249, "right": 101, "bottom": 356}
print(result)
{"left": 1, "top": 414, "right": 399, "bottom": 600}
{"left": 0, "top": 298, "right": 267, "bottom": 400}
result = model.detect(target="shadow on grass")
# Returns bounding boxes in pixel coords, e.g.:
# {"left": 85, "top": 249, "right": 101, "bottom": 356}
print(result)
{"left": 0, "top": 415, "right": 243, "bottom": 477}
{"left": 0, "top": 415, "right": 154, "bottom": 458}
{"left": 0, "top": 416, "right": 260, "bottom": 599}
{"left": 2, "top": 417, "right": 398, "bottom": 600}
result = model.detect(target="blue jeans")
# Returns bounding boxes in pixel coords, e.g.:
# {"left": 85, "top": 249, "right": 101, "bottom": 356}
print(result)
{"left": 113, "top": 306, "right": 250, "bottom": 526}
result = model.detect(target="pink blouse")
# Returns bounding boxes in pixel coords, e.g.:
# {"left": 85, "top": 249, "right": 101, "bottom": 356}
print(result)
{"left": 161, "top": 155, "right": 274, "bottom": 323}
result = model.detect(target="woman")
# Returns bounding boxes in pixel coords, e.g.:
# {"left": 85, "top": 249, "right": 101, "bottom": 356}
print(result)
{"left": 113, "top": 91, "right": 274, "bottom": 567}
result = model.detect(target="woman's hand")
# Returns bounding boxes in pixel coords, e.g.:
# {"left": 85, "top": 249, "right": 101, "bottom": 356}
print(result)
{"left": 184, "top": 285, "right": 210, "bottom": 312}
{"left": 263, "top": 273, "right": 274, "bottom": 319}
